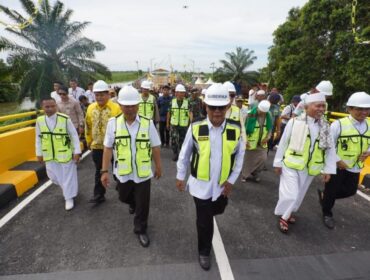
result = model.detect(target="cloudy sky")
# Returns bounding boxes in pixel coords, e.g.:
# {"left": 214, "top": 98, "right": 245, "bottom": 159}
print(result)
{"left": 0, "top": 0, "right": 308, "bottom": 72}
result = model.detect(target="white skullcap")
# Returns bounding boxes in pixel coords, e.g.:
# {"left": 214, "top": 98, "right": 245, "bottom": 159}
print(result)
{"left": 305, "top": 93, "right": 326, "bottom": 104}
{"left": 256, "top": 90, "right": 266, "bottom": 96}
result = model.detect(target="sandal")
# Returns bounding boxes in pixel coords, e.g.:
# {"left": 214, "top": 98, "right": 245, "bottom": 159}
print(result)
{"left": 279, "top": 217, "right": 289, "bottom": 233}
{"left": 287, "top": 216, "right": 296, "bottom": 224}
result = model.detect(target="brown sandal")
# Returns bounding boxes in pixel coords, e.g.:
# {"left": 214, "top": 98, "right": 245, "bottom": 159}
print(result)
{"left": 279, "top": 217, "right": 289, "bottom": 233}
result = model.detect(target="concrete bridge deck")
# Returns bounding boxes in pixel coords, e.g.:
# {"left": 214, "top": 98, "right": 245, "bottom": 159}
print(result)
{"left": 1, "top": 148, "right": 370, "bottom": 280}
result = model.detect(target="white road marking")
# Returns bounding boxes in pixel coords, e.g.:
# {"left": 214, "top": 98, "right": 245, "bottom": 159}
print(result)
{"left": 213, "top": 217, "right": 235, "bottom": 280}
{"left": 357, "top": 190, "right": 370, "bottom": 202}
{"left": 0, "top": 150, "right": 91, "bottom": 229}
{"left": 0, "top": 180, "right": 53, "bottom": 229}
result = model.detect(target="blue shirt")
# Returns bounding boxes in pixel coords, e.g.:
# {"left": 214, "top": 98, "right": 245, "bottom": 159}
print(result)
{"left": 157, "top": 95, "right": 172, "bottom": 122}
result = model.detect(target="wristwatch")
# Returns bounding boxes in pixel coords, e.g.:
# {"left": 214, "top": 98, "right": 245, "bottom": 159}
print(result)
{"left": 100, "top": 170, "right": 108, "bottom": 174}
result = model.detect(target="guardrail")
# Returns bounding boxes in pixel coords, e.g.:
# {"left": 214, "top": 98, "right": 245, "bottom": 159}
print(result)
{"left": 0, "top": 110, "right": 43, "bottom": 133}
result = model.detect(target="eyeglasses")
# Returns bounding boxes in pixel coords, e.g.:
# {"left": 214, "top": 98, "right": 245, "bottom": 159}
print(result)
{"left": 208, "top": 105, "right": 227, "bottom": 111}
{"left": 58, "top": 92, "right": 68, "bottom": 96}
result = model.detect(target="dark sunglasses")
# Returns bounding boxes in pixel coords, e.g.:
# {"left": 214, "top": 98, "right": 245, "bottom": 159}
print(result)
{"left": 208, "top": 105, "right": 227, "bottom": 111}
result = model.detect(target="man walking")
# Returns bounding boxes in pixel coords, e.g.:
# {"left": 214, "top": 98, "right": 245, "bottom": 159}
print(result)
{"left": 273, "top": 93, "right": 336, "bottom": 233}
{"left": 319, "top": 92, "right": 370, "bottom": 229}
{"left": 36, "top": 97, "right": 81, "bottom": 210}
{"left": 101, "top": 85, "right": 161, "bottom": 247}
{"left": 176, "top": 83, "right": 245, "bottom": 270}
{"left": 85, "top": 80, "right": 121, "bottom": 203}
{"left": 167, "top": 84, "right": 192, "bottom": 161}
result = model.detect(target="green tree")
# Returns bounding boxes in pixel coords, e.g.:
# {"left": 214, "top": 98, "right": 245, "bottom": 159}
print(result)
{"left": 0, "top": 0, "right": 111, "bottom": 102}
{"left": 214, "top": 46, "right": 259, "bottom": 86}
{"left": 0, "top": 59, "right": 19, "bottom": 102}
{"left": 265, "top": 0, "right": 370, "bottom": 110}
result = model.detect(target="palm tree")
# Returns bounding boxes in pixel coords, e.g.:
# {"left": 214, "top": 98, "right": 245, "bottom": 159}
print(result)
{"left": 215, "top": 46, "right": 258, "bottom": 86}
{"left": 0, "top": 0, "right": 111, "bottom": 102}
{"left": 0, "top": 59, "right": 19, "bottom": 102}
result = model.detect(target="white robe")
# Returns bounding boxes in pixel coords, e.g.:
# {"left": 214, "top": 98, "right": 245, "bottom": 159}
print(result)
{"left": 35, "top": 113, "right": 81, "bottom": 200}
{"left": 273, "top": 116, "right": 336, "bottom": 220}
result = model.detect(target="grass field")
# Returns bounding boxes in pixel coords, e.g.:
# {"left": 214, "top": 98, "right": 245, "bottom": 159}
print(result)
{"left": 107, "top": 71, "right": 141, "bottom": 83}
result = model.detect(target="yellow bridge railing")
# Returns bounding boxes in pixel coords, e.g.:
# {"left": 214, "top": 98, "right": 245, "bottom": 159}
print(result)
{"left": 0, "top": 110, "right": 43, "bottom": 133}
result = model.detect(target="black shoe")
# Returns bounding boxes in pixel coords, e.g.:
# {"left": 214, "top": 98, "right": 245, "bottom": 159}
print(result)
{"left": 323, "top": 216, "right": 335, "bottom": 229}
{"left": 198, "top": 255, "right": 211, "bottom": 271}
{"left": 317, "top": 189, "right": 324, "bottom": 206}
{"left": 88, "top": 194, "right": 105, "bottom": 204}
{"left": 172, "top": 154, "right": 178, "bottom": 161}
{"left": 129, "top": 205, "right": 135, "bottom": 214}
{"left": 137, "top": 233, "right": 150, "bottom": 248}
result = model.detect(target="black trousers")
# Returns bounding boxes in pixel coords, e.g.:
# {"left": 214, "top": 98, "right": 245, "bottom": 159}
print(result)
{"left": 159, "top": 121, "right": 170, "bottom": 146}
{"left": 322, "top": 168, "right": 359, "bottom": 217}
{"left": 193, "top": 195, "right": 228, "bottom": 256}
{"left": 92, "top": 149, "right": 106, "bottom": 197}
{"left": 117, "top": 179, "right": 151, "bottom": 234}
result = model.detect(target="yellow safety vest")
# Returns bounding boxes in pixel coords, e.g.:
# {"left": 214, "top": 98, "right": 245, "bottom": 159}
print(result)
{"left": 170, "top": 98, "right": 189, "bottom": 127}
{"left": 247, "top": 119, "right": 269, "bottom": 150}
{"left": 228, "top": 105, "right": 240, "bottom": 122}
{"left": 337, "top": 117, "right": 370, "bottom": 168}
{"left": 114, "top": 115, "right": 152, "bottom": 178}
{"left": 191, "top": 119, "right": 241, "bottom": 185}
{"left": 37, "top": 113, "right": 73, "bottom": 163}
{"left": 138, "top": 94, "right": 155, "bottom": 119}
{"left": 283, "top": 125, "right": 324, "bottom": 175}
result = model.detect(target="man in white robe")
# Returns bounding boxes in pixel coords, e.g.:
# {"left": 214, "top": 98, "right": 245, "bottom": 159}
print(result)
{"left": 273, "top": 93, "right": 336, "bottom": 233}
{"left": 36, "top": 98, "right": 81, "bottom": 210}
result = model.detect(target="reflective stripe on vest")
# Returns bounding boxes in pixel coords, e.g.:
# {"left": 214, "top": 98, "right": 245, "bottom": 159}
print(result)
{"left": 138, "top": 94, "right": 155, "bottom": 119}
{"left": 37, "top": 113, "right": 72, "bottom": 163}
{"left": 228, "top": 105, "right": 240, "bottom": 122}
{"left": 170, "top": 98, "right": 189, "bottom": 127}
{"left": 115, "top": 115, "right": 151, "bottom": 178}
{"left": 337, "top": 117, "right": 370, "bottom": 168}
{"left": 190, "top": 119, "right": 240, "bottom": 185}
{"left": 283, "top": 131, "right": 324, "bottom": 176}
{"left": 246, "top": 119, "right": 268, "bottom": 150}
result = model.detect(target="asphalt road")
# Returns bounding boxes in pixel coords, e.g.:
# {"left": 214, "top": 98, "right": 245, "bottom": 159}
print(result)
{"left": 1, "top": 148, "right": 370, "bottom": 280}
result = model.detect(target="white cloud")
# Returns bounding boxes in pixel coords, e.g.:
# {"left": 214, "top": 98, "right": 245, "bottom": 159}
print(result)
{"left": 0, "top": 0, "right": 308, "bottom": 71}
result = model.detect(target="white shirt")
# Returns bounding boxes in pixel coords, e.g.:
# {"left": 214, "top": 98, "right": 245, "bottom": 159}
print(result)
{"left": 35, "top": 113, "right": 81, "bottom": 157}
{"left": 84, "top": 90, "right": 95, "bottom": 103}
{"left": 104, "top": 115, "right": 161, "bottom": 183}
{"left": 176, "top": 117, "right": 245, "bottom": 201}
{"left": 50, "top": 91, "right": 61, "bottom": 103}
{"left": 281, "top": 104, "right": 296, "bottom": 124}
{"left": 274, "top": 115, "right": 337, "bottom": 174}
{"left": 331, "top": 116, "right": 370, "bottom": 173}
{"left": 69, "top": 87, "right": 85, "bottom": 100}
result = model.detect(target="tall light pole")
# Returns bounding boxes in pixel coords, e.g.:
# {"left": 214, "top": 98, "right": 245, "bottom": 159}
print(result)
{"left": 210, "top": 62, "right": 215, "bottom": 77}
{"left": 135, "top": 60, "right": 139, "bottom": 79}
{"left": 150, "top": 58, "right": 156, "bottom": 73}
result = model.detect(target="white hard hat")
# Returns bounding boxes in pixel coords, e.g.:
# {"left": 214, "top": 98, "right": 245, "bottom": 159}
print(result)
{"left": 117, "top": 85, "right": 140, "bottom": 105}
{"left": 141, "top": 80, "right": 151, "bottom": 90}
{"left": 223, "top": 81, "right": 236, "bottom": 93}
{"left": 300, "top": 93, "right": 309, "bottom": 101}
{"left": 258, "top": 100, "right": 271, "bottom": 112}
{"left": 256, "top": 90, "right": 266, "bottom": 96}
{"left": 204, "top": 83, "right": 229, "bottom": 106}
{"left": 316, "top": 80, "right": 333, "bottom": 96}
{"left": 93, "top": 80, "right": 109, "bottom": 92}
{"left": 346, "top": 92, "right": 370, "bottom": 108}
{"left": 175, "top": 84, "right": 186, "bottom": 92}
